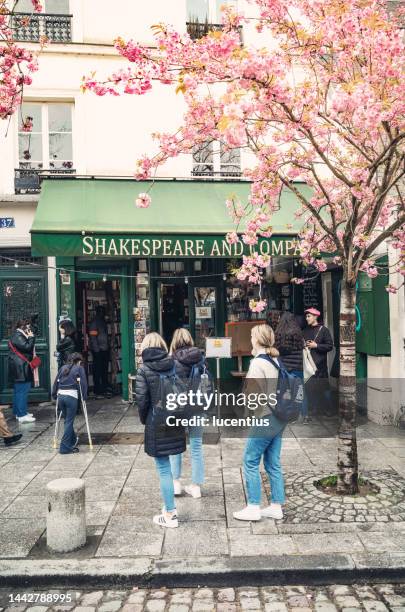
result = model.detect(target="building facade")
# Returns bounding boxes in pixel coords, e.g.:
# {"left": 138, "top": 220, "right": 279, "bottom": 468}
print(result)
{"left": 0, "top": 0, "right": 403, "bottom": 423}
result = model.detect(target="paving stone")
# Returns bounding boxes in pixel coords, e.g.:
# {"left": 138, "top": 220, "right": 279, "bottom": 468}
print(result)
{"left": 194, "top": 589, "right": 214, "bottom": 600}
{"left": 314, "top": 604, "right": 338, "bottom": 612}
{"left": 78, "top": 592, "right": 103, "bottom": 606}
{"left": 335, "top": 596, "right": 362, "bottom": 608}
{"left": 240, "top": 599, "right": 261, "bottom": 610}
{"left": 126, "top": 592, "right": 146, "bottom": 604}
{"left": 23, "top": 608, "right": 48, "bottom": 612}
{"left": 163, "top": 521, "right": 228, "bottom": 557}
{"left": 191, "top": 602, "right": 215, "bottom": 611}
{"left": 170, "top": 593, "right": 192, "bottom": 604}
{"left": 71, "top": 608, "right": 95, "bottom": 612}
{"left": 264, "top": 604, "right": 288, "bottom": 612}
{"left": 230, "top": 534, "right": 296, "bottom": 556}
{"left": 352, "top": 586, "right": 377, "bottom": 600}
{"left": 217, "top": 604, "right": 237, "bottom": 612}
{"left": 381, "top": 593, "right": 405, "bottom": 607}
{"left": 148, "top": 591, "right": 167, "bottom": 600}
{"left": 362, "top": 602, "right": 389, "bottom": 611}
{"left": 144, "top": 601, "right": 166, "bottom": 612}
{"left": 294, "top": 533, "right": 363, "bottom": 554}
{"left": 98, "top": 602, "right": 122, "bottom": 612}
{"left": 217, "top": 589, "right": 235, "bottom": 603}
{"left": 121, "top": 605, "right": 143, "bottom": 612}
{"left": 168, "top": 606, "right": 189, "bottom": 612}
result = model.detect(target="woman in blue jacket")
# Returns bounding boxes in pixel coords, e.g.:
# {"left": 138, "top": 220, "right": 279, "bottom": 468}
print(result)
{"left": 52, "top": 352, "right": 87, "bottom": 454}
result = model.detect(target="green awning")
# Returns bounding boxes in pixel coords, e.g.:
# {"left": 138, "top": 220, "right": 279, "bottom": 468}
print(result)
{"left": 31, "top": 178, "right": 309, "bottom": 257}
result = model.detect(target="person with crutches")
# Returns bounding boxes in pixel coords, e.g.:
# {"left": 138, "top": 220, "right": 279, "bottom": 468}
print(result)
{"left": 52, "top": 352, "right": 87, "bottom": 454}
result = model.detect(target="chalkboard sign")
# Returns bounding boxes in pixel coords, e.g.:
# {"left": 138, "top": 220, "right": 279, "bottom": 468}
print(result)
{"left": 303, "top": 268, "right": 321, "bottom": 310}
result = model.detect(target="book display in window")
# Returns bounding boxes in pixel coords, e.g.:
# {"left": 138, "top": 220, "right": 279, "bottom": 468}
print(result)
{"left": 134, "top": 271, "right": 151, "bottom": 364}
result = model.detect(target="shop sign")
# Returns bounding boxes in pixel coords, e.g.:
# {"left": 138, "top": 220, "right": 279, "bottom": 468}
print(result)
{"left": 81, "top": 235, "right": 300, "bottom": 258}
{"left": 196, "top": 306, "right": 212, "bottom": 319}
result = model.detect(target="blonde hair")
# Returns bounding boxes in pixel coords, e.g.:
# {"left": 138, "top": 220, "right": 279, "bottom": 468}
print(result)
{"left": 140, "top": 332, "right": 168, "bottom": 353}
{"left": 170, "top": 328, "right": 194, "bottom": 354}
{"left": 251, "top": 324, "right": 279, "bottom": 357}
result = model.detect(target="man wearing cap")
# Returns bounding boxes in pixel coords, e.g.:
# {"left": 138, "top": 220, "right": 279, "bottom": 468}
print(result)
{"left": 303, "top": 308, "right": 334, "bottom": 417}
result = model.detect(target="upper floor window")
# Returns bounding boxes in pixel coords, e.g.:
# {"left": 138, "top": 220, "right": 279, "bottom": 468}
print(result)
{"left": 15, "top": 102, "right": 74, "bottom": 193}
{"left": 187, "top": 0, "right": 240, "bottom": 40}
{"left": 12, "top": 0, "right": 72, "bottom": 43}
{"left": 192, "top": 141, "right": 241, "bottom": 178}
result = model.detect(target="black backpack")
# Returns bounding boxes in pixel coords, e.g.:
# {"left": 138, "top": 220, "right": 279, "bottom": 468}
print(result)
{"left": 258, "top": 355, "right": 303, "bottom": 422}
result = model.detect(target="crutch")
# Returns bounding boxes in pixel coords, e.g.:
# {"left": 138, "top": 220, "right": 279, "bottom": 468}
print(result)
{"left": 52, "top": 395, "right": 63, "bottom": 449}
{"left": 77, "top": 377, "right": 93, "bottom": 450}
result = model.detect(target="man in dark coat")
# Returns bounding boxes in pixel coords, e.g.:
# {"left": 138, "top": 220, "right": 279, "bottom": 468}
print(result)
{"left": 302, "top": 308, "right": 335, "bottom": 417}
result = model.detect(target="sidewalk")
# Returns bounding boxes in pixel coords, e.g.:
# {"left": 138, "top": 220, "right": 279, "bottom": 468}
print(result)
{"left": 1, "top": 399, "right": 405, "bottom": 587}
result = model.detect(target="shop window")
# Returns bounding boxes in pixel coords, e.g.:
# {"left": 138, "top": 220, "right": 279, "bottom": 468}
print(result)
{"left": 160, "top": 261, "right": 185, "bottom": 277}
{"left": 1, "top": 279, "right": 43, "bottom": 339}
{"left": 187, "top": 0, "right": 239, "bottom": 39}
{"left": 16, "top": 102, "right": 74, "bottom": 192}
{"left": 192, "top": 141, "right": 241, "bottom": 178}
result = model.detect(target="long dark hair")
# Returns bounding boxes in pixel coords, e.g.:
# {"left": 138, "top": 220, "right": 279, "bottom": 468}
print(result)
{"left": 275, "top": 312, "right": 304, "bottom": 353}
{"left": 60, "top": 319, "right": 76, "bottom": 337}
{"left": 60, "top": 352, "right": 82, "bottom": 378}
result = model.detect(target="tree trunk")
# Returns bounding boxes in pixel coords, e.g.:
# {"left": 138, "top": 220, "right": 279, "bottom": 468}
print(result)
{"left": 337, "top": 276, "right": 359, "bottom": 495}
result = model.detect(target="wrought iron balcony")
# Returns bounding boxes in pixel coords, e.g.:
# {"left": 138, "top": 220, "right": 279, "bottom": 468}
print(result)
{"left": 186, "top": 21, "right": 243, "bottom": 42}
{"left": 191, "top": 170, "right": 242, "bottom": 180}
{"left": 15, "top": 168, "right": 75, "bottom": 194}
{"left": 11, "top": 13, "right": 72, "bottom": 43}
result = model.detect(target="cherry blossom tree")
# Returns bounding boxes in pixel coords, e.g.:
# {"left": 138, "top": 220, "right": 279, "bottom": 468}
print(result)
{"left": 84, "top": 0, "right": 405, "bottom": 494}
{"left": 0, "top": 0, "right": 42, "bottom": 122}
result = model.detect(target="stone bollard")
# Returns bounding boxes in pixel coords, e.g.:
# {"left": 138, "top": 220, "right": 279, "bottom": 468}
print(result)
{"left": 46, "top": 478, "right": 86, "bottom": 552}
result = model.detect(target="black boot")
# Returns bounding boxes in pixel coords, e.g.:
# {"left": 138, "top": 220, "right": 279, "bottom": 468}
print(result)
{"left": 4, "top": 433, "right": 23, "bottom": 446}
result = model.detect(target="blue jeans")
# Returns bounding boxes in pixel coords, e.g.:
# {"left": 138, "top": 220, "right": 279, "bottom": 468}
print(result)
{"left": 290, "top": 370, "right": 308, "bottom": 417}
{"left": 243, "top": 415, "right": 286, "bottom": 506}
{"left": 169, "top": 426, "right": 204, "bottom": 485}
{"left": 154, "top": 456, "right": 176, "bottom": 512}
{"left": 12, "top": 382, "right": 31, "bottom": 417}
{"left": 58, "top": 394, "right": 78, "bottom": 454}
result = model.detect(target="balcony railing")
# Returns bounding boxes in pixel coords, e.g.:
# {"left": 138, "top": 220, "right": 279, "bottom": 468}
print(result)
{"left": 186, "top": 21, "right": 243, "bottom": 42}
{"left": 191, "top": 170, "right": 242, "bottom": 180}
{"left": 15, "top": 168, "right": 75, "bottom": 194}
{"left": 11, "top": 13, "right": 72, "bottom": 43}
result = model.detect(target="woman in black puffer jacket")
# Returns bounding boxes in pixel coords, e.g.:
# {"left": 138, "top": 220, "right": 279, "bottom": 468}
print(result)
{"left": 169, "top": 328, "right": 207, "bottom": 500}
{"left": 135, "top": 332, "right": 186, "bottom": 529}
{"left": 8, "top": 318, "right": 36, "bottom": 423}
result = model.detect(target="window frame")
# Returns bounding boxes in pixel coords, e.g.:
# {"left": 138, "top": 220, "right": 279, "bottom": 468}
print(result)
{"left": 17, "top": 102, "right": 74, "bottom": 171}
{"left": 192, "top": 140, "right": 241, "bottom": 177}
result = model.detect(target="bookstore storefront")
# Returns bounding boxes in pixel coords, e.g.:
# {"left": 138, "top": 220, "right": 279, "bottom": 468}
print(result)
{"left": 31, "top": 178, "right": 322, "bottom": 399}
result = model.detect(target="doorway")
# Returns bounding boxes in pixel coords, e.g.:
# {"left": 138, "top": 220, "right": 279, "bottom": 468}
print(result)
{"left": 158, "top": 280, "right": 219, "bottom": 349}
{"left": 76, "top": 279, "right": 123, "bottom": 396}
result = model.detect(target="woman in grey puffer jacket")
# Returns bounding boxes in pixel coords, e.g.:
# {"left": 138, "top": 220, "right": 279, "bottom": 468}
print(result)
{"left": 135, "top": 332, "right": 186, "bottom": 529}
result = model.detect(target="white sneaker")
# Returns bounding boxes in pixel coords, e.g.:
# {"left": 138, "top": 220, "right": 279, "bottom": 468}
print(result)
{"left": 173, "top": 479, "right": 182, "bottom": 496}
{"left": 17, "top": 415, "right": 36, "bottom": 423}
{"left": 185, "top": 484, "right": 201, "bottom": 498}
{"left": 153, "top": 512, "right": 178, "bottom": 529}
{"left": 261, "top": 504, "right": 283, "bottom": 520}
{"left": 233, "top": 505, "right": 261, "bottom": 522}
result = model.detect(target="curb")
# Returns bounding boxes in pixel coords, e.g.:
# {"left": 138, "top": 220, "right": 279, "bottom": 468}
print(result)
{"left": 1, "top": 554, "right": 405, "bottom": 589}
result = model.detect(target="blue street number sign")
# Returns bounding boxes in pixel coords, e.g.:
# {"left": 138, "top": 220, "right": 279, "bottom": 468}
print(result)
{"left": 0, "top": 217, "right": 15, "bottom": 228}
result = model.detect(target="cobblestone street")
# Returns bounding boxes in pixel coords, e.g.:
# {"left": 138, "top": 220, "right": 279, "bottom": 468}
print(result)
{"left": 1, "top": 583, "right": 405, "bottom": 611}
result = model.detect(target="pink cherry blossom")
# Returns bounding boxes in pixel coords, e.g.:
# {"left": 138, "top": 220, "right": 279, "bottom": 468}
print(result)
{"left": 135, "top": 193, "right": 151, "bottom": 208}
{"left": 249, "top": 299, "right": 267, "bottom": 313}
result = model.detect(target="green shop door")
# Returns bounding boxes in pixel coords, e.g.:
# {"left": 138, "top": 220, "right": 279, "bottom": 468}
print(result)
{"left": 0, "top": 257, "right": 50, "bottom": 403}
